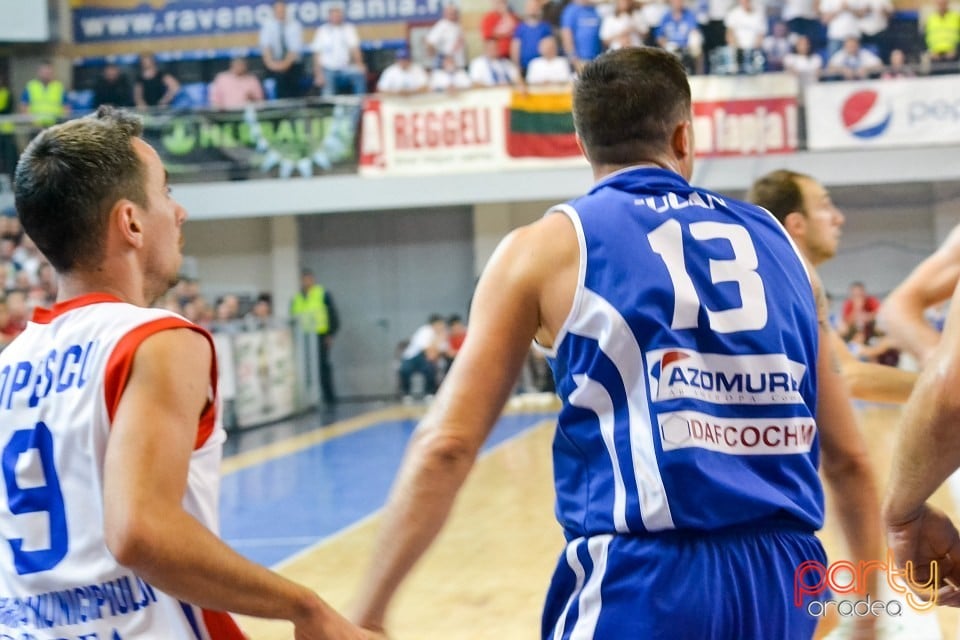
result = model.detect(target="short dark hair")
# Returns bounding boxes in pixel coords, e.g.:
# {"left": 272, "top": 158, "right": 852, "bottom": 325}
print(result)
{"left": 428, "top": 313, "right": 444, "bottom": 324}
{"left": 447, "top": 314, "right": 463, "bottom": 325}
{"left": 746, "top": 169, "right": 810, "bottom": 226}
{"left": 574, "top": 48, "right": 691, "bottom": 166}
{"left": 14, "top": 106, "right": 147, "bottom": 272}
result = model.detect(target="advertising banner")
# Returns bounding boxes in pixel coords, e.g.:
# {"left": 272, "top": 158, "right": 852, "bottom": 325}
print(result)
{"left": 360, "top": 76, "right": 798, "bottom": 176}
{"left": 72, "top": 0, "right": 442, "bottom": 44}
{"left": 140, "top": 101, "right": 360, "bottom": 181}
{"left": 232, "top": 328, "right": 298, "bottom": 428}
{"left": 805, "top": 76, "right": 960, "bottom": 150}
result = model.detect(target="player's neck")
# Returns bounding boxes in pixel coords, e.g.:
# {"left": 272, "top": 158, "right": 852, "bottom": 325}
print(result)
{"left": 56, "top": 269, "right": 150, "bottom": 308}
{"left": 592, "top": 158, "right": 682, "bottom": 182}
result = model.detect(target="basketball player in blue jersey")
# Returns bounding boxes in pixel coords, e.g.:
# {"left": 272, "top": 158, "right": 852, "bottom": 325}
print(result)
{"left": 353, "top": 47, "right": 880, "bottom": 639}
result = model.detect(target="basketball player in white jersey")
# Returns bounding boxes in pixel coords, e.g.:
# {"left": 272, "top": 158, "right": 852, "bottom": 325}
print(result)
{"left": 1, "top": 107, "right": 369, "bottom": 639}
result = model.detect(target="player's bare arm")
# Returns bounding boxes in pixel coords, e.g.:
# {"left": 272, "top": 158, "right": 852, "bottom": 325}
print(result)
{"left": 885, "top": 279, "right": 960, "bottom": 597}
{"left": 828, "top": 330, "right": 918, "bottom": 404}
{"left": 811, "top": 275, "right": 883, "bottom": 637}
{"left": 353, "top": 211, "right": 578, "bottom": 633}
{"left": 104, "top": 328, "right": 365, "bottom": 638}
{"left": 881, "top": 225, "right": 960, "bottom": 364}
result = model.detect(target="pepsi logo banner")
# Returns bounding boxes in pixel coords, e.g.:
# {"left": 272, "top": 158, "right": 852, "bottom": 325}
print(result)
{"left": 805, "top": 76, "right": 960, "bottom": 150}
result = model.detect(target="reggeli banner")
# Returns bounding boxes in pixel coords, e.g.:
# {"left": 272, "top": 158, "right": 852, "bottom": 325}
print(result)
{"left": 72, "top": 0, "right": 443, "bottom": 43}
{"left": 359, "top": 76, "right": 798, "bottom": 177}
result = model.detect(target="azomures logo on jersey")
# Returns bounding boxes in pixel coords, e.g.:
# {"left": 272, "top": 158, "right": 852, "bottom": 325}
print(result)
{"left": 646, "top": 348, "right": 807, "bottom": 405}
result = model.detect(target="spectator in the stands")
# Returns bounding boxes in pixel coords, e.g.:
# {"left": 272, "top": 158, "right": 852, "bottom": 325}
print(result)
{"left": 882, "top": 48, "right": 915, "bottom": 77}
{"left": 259, "top": 0, "right": 305, "bottom": 99}
{"left": 209, "top": 56, "right": 265, "bottom": 110}
{"left": 819, "top": 0, "right": 863, "bottom": 57}
{"left": 92, "top": 63, "right": 134, "bottom": 109}
{"left": 429, "top": 55, "right": 472, "bottom": 92}
{"left": 924, "top": 0, "right": 960, "bottom": 66}
{"left": 446, "top": 314, "right": 467, "bottom": 360}
{"left": 134, "top": 53, "right": 181, "bottom": 109}
{"left": 376, "top": 48, "right": 429, "bottom": 95}
{"left": 561, "top": 0, "right": 603, "bottom": 71}
{"left": 398, "top": 314, "right": 448, "bottom": 398}
{"left": 1, "top": 289, "right": 27, "bottom": 343}
{"left": 470, "top": 38, "right": 521, "bottom": 86}
{"left": 657, "top": 0, "right": 705, "bottom": 73}
{"left": 701, "top": 0, "right": 736, "bottom": 63}
{"left": 600, "top": 0, "right": 649, "bottom": 50}
{"left": 638, "top": 0, "right": 670, "bottom": 44}
{"left": 19, "top": 61, "right": 68, "bottom": 129}
{"left": 724, "top": 0, "right": 767, "bottom": 73}
{"left": 859, "top": 0, "right": 893, "bottom": 59}
{"left": 783, "top": 0, "right": 822, "bottom": 49}
{"left": 512, "top": 0, "right": 554, "bottom": 75}
{"left": 425, "top": 4, "right": 467, "bottom": 69}
{"left": 783, "top": 34, "right": 823, "bottom": 85}
{"left": 763, "top": 20, "right": 793, "bottom": 71}
{"left": 481, "top": 0, "right": 520, "bottom": 58}
{"left": 825, "top": 35, "right": 883, "bottom": 79}
{"left": 245, "top": 293, "right": 274, "bottom": 330}
{"left": 525, "top": 35, "right": 575, "bottom": 84}
{"left": 311, "top": 5, "right": 368, "bottom": 96}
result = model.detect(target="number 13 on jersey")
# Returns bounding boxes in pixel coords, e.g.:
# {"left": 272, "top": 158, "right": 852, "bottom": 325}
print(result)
{"left": 648, "top": 219, "right": 768, "bottom": 333}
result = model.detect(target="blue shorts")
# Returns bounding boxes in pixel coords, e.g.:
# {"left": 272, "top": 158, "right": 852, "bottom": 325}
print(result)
{"left": 541, "top": 526, "right": 826, "bottom": 639}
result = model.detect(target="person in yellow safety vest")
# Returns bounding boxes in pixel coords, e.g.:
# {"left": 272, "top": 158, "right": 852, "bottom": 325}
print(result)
{"left": 0, "top": 72, "right": 16, "bottom": 176}
{"left": 925, "top": 0, "right": 960, "bottom": 63}
{"left": 291, "top": 267, "right": 340, "bottom": 406}
{"left": 19, "top": 61, "right": 69, "bottom": 129}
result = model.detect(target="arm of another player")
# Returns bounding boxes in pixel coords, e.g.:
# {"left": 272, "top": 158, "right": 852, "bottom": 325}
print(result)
{"left": 828, "top": 330, "right": 917, "bottom": 404}
{"left": 812, "top": 277, "right": 882, "bottom": 638}
{"left": 351, "top": 213, "right": 574, "bottom": 633}
{"left": 880, "top": 225, "right": 960, "bottom": 365}
{"left": 103, "top": 328, "right": 368, "bottom": 639}
{"left": 884, "top": 277, "right": 960, "bottom": 602}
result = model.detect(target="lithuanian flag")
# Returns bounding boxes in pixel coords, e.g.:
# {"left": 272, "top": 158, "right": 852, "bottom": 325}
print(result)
{"left": 505, "top": 91, "right": 580, "bottom": 159}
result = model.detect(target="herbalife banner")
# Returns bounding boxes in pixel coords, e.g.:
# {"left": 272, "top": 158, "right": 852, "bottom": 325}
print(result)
{"left": 142, "top": 101, "right": 360, "bottom": 181}
{"left": 359, "top": 76, "right": 798, "bottom": 176}
{"left": 805, "top": 76, "right": 960, "bottom": 151}
{"left": 72, "top": 0, "right": 441, "bottom": 44}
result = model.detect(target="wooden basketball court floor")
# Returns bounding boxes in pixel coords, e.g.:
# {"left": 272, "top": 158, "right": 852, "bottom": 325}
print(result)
{"left": 221, "top": 399, "right": 960, "bottom": 639}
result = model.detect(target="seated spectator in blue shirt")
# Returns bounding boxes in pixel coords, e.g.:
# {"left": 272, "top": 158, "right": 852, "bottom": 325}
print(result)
{"left": 561, "top": 0, "right": 602, "bottom": 72}
{"left": 657, "top": 0, "right": 704, "bottom": 73}
{"left": 512, "top": 0, "right": 555, "bottom": 74}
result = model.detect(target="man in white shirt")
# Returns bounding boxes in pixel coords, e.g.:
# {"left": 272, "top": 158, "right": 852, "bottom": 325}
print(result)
{"left": 376, "top": 48, "right": 429, "bottom": 95}
{"left": 425, "top": 4, "right": 467, "bottom": 69}
{"left": 820, "top": 0, "right": 866, "bottom": 56}
{"left": 826, "top": 35, "right": 883, "bottom": 78}
{"left": 469, "top": 38, "right": 521, "bottom": 86}
{"left": 311, "top": 5, "right": 368, "bottom": 96}
{"left": 525, "top": 35, "right": 574, "bottom": 84}
{"left": 398, "top": 314, "right": 448, "bottom": 397}
{"left": 429, "top": 55, "right": 472, "bottom": 92}
{"left": 259, "top": 1, "right": 305, "bottom": 99}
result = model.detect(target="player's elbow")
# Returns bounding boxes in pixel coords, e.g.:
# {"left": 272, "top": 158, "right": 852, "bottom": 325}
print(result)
{"left": 820, "top": 445, "right": 874, "bottom": 487}
{"left": 104, "top": 505, "right": 160, "bottom": 569}
{"left": 411, "top": 427, "right": 478, "bottom": 476}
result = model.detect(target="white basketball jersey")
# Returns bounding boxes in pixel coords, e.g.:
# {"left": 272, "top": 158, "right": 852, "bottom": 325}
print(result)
{"left": 0, "top": 293, "right": 246, "bottom": 640}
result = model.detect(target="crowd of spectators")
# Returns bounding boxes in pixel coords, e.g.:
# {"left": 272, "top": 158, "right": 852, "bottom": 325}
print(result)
{"left": 0, "top": 210, "right": 56, "bottom": 351}
{"left": 0, "top": 0, "right": 951, "bottom": 130}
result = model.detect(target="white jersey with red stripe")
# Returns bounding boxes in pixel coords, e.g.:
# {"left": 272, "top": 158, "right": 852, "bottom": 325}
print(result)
{"left": 0, "top": 293, "right": 246, "bottom": 640}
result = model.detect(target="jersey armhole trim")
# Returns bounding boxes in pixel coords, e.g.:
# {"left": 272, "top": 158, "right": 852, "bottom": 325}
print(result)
{"left": 104, "top": 317, "right": 219, "bottom": 450}
{"left": 534, "top": 203, "right": 587, "bottom": 358}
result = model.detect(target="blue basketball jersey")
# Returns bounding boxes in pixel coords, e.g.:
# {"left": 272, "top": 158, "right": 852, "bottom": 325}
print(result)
{"left": 545, "top": 166, "right": 823, "bottom": 538}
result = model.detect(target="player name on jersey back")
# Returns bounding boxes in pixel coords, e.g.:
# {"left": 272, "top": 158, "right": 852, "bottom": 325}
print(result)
{"left": 0, "top": 341, "right": 99, "bottom": 411}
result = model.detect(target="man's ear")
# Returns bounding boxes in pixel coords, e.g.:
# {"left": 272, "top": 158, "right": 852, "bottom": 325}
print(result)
{"left": 575, "top": 133, "right": 590, "bottom": 162}
{"left": 670, "top": 119, "right": 692, "bottom": 165}
{"left": 783, "top": 210, "right": 807, "bottom": 238}
{"left": 113, "top": 200, "right": 144, "bottom": 249}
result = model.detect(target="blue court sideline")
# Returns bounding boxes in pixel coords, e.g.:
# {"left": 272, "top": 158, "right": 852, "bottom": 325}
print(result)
{"left": 219, "top": 412, "right": 556, "bottom": 567}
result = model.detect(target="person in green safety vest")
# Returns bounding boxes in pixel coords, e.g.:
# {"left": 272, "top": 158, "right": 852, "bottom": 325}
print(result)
{"left": 19, "top": 61, "right": 69, "bottom": 130}
{"left": 0, "top": 70, "right": 16, "bottom": 177}
{"left": 291, "top": 267, "right": 340, "bottom": 406}
{"left": 924, "top": 0, "right": 960, "bottom": 68}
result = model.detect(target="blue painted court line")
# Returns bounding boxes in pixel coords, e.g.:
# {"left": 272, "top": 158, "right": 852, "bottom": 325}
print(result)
{"left": 220, "top": 412, "right": 555, "bottom": 567}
